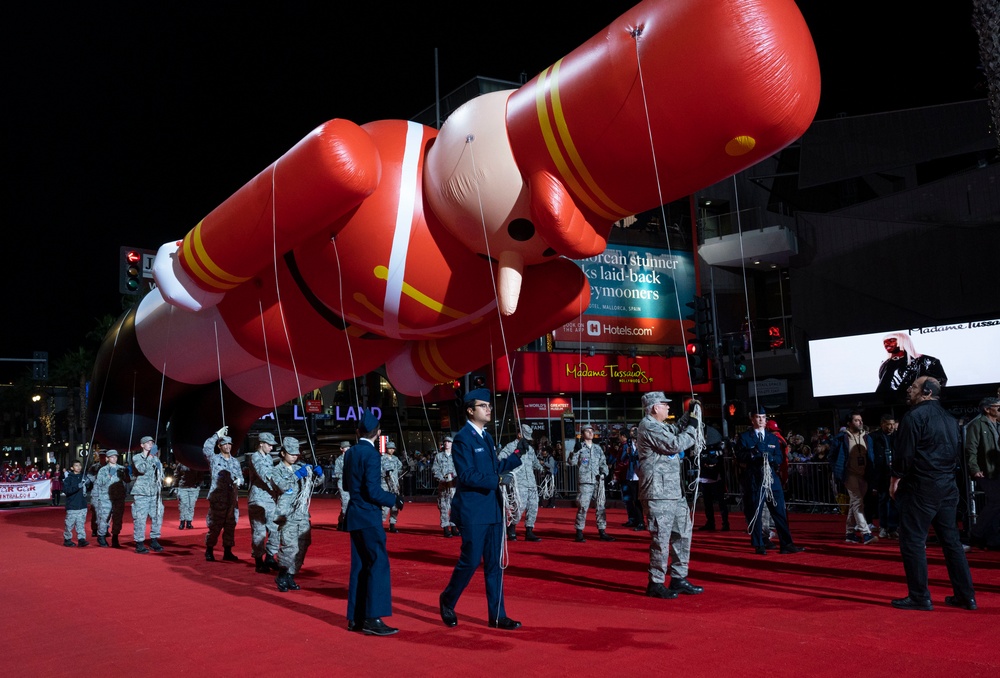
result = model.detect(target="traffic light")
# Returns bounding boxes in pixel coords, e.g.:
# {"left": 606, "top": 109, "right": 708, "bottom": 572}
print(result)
{"left": 684, "top": 295, "right": 712, "bottom": 384}
{"left": 686, "top": 341, "right": 708, "bottom": 384}
{"left": 120, "top": 246, "right": 143, "bottom": 295}
{"left": 684, "top": 295, "right": 713, "bottom": 343}
{"left": 724, "top": 399, "right": 745, "bottom": 421}
{"left": 32, "top": 351, "right": 48, "bottom": 380}
{"left": 731, "top": 338, "right": 748, "bottom": 379}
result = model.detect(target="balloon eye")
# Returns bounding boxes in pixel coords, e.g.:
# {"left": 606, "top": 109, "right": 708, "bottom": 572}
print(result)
{"left": 542, "top": 248, "right": 556, "bottom": 257}
{"left": 506, "top": 218, "right": 535, "bottom": 242}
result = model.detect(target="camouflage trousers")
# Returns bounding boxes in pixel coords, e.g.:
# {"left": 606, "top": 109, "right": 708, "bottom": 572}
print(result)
{"left": 206, "top": 494, "right": 238, "bottom": 549}
{"left": 64, "top": 508, "right": 87, "bottom": 540}
{"left": 644, "top": 498, "right": 692, "bottom": 583}
{"left": 132, "top": 494, "right": 164, "bottom": 542}
{"left": 249, "top": 499, "right": 279, "bottom": 558}
{"left": 96, "top": 499, "right": 124, "bottom": 536}
{"left": 338, "top": 482, "right": 350, "bottom": 516}
{"left": 276, "top": 515, "right": 311, "bottom": 574}
{"left": 512, "top": 480, "right": 539, "bottom": 528}
{"left": 575, "top": 483, "right": 607, "bottom": 530}
{"left": 437, "top": 482, "right": 455, "bottom": 528}
{"left": 176, "top": 487, "right": 200, "bottom": 522}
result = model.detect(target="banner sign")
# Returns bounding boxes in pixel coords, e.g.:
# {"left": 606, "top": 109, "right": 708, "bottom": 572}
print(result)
{"left": 552, "top": 244, "right": 697, "bottom": 346}
{"left": 0, "top": 479, "right": 52, "bottom": 503}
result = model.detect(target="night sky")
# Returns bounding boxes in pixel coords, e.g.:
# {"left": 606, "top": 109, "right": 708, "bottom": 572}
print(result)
{"left": 2, "top": 1, "right": 985, "bottom": 379}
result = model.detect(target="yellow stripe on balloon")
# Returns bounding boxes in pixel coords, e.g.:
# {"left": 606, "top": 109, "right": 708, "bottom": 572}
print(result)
{"left": 417, "top": 341, "right": 452, "bottom": 384}
{"left": 184, "top": 221, "right": 249, "bottom": 290}
{"left": 373, "top": 266, "right": 466, "bottom": 320}
{"left": 534, "top": 62, "right": 623, "bottom": 221}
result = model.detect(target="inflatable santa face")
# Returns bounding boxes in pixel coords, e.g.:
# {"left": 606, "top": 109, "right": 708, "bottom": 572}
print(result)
{"left": 91, "top": 0, "right": 820, "bottom": 466}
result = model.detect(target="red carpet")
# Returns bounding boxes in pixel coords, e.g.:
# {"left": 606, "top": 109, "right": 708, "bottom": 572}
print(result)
{"left": 3, "top": 498, "right": 998, "bottom": 677}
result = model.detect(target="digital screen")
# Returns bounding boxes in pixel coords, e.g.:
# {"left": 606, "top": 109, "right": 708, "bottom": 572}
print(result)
{"left": 808, "top": 319, "right": 1000, "bottom": 398}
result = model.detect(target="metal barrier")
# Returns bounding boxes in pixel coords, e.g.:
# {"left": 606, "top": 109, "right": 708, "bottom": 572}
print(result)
{"left": 389, "top": 458, "right": 842, "bottom": 512}
{"left": 695, "top": 458, "right": 842, "bottom": 513}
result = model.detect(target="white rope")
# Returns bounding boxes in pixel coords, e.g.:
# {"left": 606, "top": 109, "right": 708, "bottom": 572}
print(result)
{"left": 257, "top": 300, "right": 284, "bottom": 441}
{"left": 212, "top": 320, "right": 226, "bottom": 430}
{"left": 330, "top": 236, "right": 361, "bottom": 413}
{"left": 539, "top": 472, "right": 554, "bottom": 500}
{"left": 746, "top": 453, "right": 776, "bottom": 538}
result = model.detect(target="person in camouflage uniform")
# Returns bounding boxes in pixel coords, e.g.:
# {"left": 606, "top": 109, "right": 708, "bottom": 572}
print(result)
{"left": 248, "top": 431, "right": 281, "bottom": 573}
{"left": 86, "top": 455, "right": 101, "bottom": 538}
{"left": 174, "top": 462, "right": 204, "bottom": 530}
{"left": 498, "top": 424, "right": 545, "bottom": 541}
{"left": 334, "top": 440, "right": 351, "bottom": 531}
{"left": 202, "top": 426, "right": 245, "bottom": 562}
{"left": 567, "top": 424, "right": 614, "bottom": 542}
{"left": 380, "top": 441, "right": 404, "bottom": 533}
{"left": 432, "top": 436, "right": 458, "bottom": 537}
{"left": 93, "top": 450, "right": 127, "bottom": 548}
{"left": 636, "top": 391, "right": 703, "bottom": 599}
{"left": 62, "top": 460, "right": 89, "bottom": 547}
{"left": 131, "top": 435, "right": 165, "bottom": 554}
{"left": 271, "top": 437, "right": 322, "bottom": 592}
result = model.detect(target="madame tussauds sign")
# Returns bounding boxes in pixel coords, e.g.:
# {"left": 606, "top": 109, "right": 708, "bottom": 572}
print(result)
{"left": 566, "top": 361, "right": 654, "bottom": 385}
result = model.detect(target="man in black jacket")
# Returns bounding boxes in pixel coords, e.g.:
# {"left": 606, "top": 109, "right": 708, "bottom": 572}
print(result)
{"left": 890, "top": 376, "right": 976, "bottom": 611}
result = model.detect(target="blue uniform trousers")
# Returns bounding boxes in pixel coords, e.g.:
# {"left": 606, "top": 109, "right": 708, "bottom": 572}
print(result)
{"left": 442, "top": 522, "right": 506, "bottom": 621}
{"left": 347, "top": 525, "right": 392, "bottom": 622}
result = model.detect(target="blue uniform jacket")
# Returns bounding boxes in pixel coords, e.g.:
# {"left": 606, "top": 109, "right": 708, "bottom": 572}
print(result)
{"left": 451, "top": 422, "right": 522, "bottom": 526}
{"left": 736, "top": 429, "right": 784, "bottom": 479}
{"left": 343, "top": 439, "right": 397, "bottom": 531}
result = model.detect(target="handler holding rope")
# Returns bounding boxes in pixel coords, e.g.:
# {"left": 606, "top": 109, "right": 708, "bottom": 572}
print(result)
{"left": 636, "top": 391, "right": 704, "bottom": 599}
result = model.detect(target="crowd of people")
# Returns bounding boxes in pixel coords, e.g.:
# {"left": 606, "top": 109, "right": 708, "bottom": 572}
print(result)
{"left": 45, "top": 379, "right": 996, "bottom": 632}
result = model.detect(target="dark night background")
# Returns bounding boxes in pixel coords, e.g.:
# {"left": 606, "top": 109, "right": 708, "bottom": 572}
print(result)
{"left": 1, "top": 1, "right": 987, "bottom": 377}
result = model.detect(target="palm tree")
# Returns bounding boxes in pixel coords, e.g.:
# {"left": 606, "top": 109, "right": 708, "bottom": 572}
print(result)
{"left": 51, "top": 347, "right": 96, "bottom": 467}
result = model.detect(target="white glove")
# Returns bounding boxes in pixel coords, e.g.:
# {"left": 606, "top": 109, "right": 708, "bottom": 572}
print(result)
{"left": 216, "top": 426, "right": 228, "bottom": 438}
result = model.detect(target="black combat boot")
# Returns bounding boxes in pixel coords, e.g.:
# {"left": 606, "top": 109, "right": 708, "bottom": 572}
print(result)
{"left": 97, "top": 534, "right": 108, "bottom": 548}
{"left": 524, "top": 527, "right": 542, "bottom": 542}
{"left": 222, "top": 547, "right": 239, "bottom": 562}
{"left": 275, "top": 568, "right": 290, "bottom": 592}
{"left": 149, "top": 538, "right": 164, "bottom": 552}
{"left": 389, "top": 524, "right": 399, "bottom": 533}
{"left": 186, "top": 521, "right": 194, "bottom": 529}
{"left": 337, "top": 515, "right": 346, "bottom": 531}
{"left": 135, "top": 541, "right": 149, "bottom": 554}
{"left": 645, "top": 579, "right": 679, "bottom": 599}
{"left": 77, "top": 539, "right": 89, "bottom": 547}
{"left": 598, "top": 529, "right": 616, "bottom": 542}
{"left": 575, "top": 530, "right": 587, "bottom": 542}
{"left": 285, "top": 573, "right": 301, "bottom": 591}
{"left": 205, "top": 547, "right": 215, "bottom": 561}
{"left": 63, "top": 539, "right": 75, "bottom": 547}
{"left": 264, "top": 554, "right": 280, "bottom": 571}
{"left": 443, "top": 527, "right": 453, "bottom": 538}
{"left": 111, "top": 535, "right": 121, "bottom": 548}
{"left": 255, "top": 556, "right": 267, "bottom": 573}
{"left": 178, "top": 521, "right": 185, "bottom": 530}
{"left": 506, "top": 526, "right": 517, "bottom": 541}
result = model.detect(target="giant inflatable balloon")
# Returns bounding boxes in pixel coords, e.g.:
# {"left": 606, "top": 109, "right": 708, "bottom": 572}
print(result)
{"left": 91, "top": 0, "right": 820, "bottom": 466}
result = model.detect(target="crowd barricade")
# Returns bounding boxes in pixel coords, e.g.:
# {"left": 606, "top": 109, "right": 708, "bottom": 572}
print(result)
{"left": 687, "top": 457, "right": 842, "bottom": 513}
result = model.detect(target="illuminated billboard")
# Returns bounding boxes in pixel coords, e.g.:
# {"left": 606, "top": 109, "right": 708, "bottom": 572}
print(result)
{"left": 808, "top": 319, "right": 1000, "bottom": 398}
{"left": 551, "top": 244, "right": 697, "bottom": 346}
